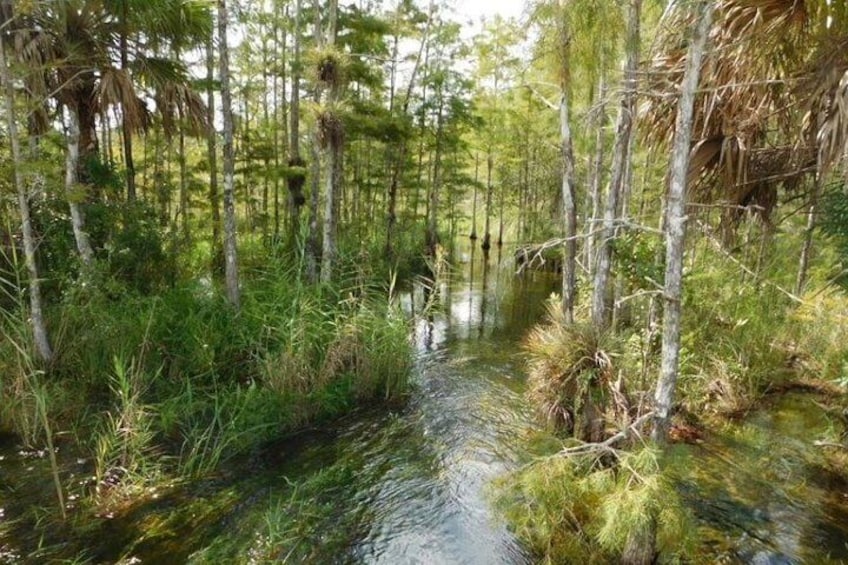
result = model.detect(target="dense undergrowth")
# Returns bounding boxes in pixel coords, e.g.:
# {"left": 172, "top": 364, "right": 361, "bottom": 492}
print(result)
{"left": 496, "top": 222, "right": 848, "bottom": 563}
{"left": 0, "top": 243, "right": 414, "bottom": 512}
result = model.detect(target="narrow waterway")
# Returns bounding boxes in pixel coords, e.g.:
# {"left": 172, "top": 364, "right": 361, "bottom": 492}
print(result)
{"left": 2, "top": 247, "right": 848, "bottom": 563}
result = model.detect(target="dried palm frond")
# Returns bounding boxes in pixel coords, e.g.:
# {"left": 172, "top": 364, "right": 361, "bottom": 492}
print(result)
{"left": 96, "top": 67, "right": 149, "bottom": 134}
{"left": 797, "top": 35, "right": 848, "bottom": 173}
{"left": 156, "top": 82, "right": 209, "bottom": 138}
{"left": 641, "top": 0, "right": 826, "bottom": 238}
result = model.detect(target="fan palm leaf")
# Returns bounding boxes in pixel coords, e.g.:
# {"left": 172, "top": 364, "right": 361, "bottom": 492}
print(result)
{"left": 641, "top": 0, "right": 847, "bottom": 235}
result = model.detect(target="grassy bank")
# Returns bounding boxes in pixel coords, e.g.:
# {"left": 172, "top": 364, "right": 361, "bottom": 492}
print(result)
{"left": 0, "top": 254, "right": 413, "bottom": 511}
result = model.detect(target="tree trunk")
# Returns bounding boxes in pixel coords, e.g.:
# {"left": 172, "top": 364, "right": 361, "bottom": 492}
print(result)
{"left": 319, "top": 0, "right": 341, "bottom": 283}
{"left": 556, "top": 0, "right": 578, "bottom": 324}
{"left": 653, "top": 0, "right": 712, "bottom": 443}
{"left": 471, "top": 153, "right": 480, "bottom": 240}
{"left": 482, "top": 152, "right": 494, "bottom": 256}
{"left": 178, "top": 103, "right": 189, "bottom": 242}
{"left": 560, "top": 90, "right": 577, "bottom": 324}
{"left": 0, "top": 39, "right": 53, "bottom": 362}
{"left": 591, "top": 0, "right": 641, "bottom": 329}
{"left": 119, "top": 1, "right": 136, "bottom": 201}
{"left": 426, "top": 93, "right": 445, "bottom": 259}
{"left": 218, "top": 0, "right": 241, "bottom": 308}
{"left": 289, "top": 0, "right": 306, "bottom": 242}
{"left": 65, "top": 108, "right": 94, "bottom": 266}
{"left": 206, "top": 38, "right": 222, "bottom": 271}
{"left": 586, "top": 73, "right": 607, "bottom": 275}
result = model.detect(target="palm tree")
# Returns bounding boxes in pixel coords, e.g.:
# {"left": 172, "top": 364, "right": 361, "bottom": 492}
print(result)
{"left": 642, "top": 0, "right": 848, "bottom": 241}
{"left": 5, "top": 0, "right": 211, "bottom": 262}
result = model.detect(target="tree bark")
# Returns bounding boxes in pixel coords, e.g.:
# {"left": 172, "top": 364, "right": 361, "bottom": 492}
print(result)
{"left": 471, "top": 153, "right": 480, "bottom": 240}
{"left": 653, "top": 0, "right": 712, "bottom": 443}
{"left": 560, "top": 90, "right": 578, "bottom": 324}
{"left": 218, "top": 0, "right": 241, "bottom": 308}
{"left": 0, "top": 38, "right": 53, "bottom": 362}
{"left": 206, "top": 37, "right": 222, "bottom": 271}
{"left": 65, "top": 108, "right": 95, "bottom": 266}
{"left": 591, "top": 0, "right": 641, "bottom": 329}
{"left": 319, "top": 0, "right": 341, "bottom": 283}
{"left": 586, "top": 74, "right": 606, "bottom": 276}
{"left": 119, "top": 0, "right": 136, "bottom": 201}
{"left": 426, "top": 92, "right": 445, "bottom": 259}
{"left": 556, "top": 0, "right": 578, "bottom": 324}
{"left": 289, "top": 0, "right": 306, "bottom": 242}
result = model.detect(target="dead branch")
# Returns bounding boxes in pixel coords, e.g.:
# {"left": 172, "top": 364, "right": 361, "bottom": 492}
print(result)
{"left": 547, "top": 411, "right": 656, "bottom": 459}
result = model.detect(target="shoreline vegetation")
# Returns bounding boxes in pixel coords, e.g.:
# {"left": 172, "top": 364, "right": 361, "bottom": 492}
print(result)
{"left": 2, "top": 0, "right": 848, "bottom": 562}
{"left": 1, "top": 247, "right": 415, "bottom": 546}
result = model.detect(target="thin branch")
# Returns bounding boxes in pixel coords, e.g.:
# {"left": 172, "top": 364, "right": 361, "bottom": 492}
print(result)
{"left": 522, "top": 83, "right": 558, "bottom": 112}
{"left": 547, "top": 411, "right": 656, "bottom": 459}
{"left": 695, "top": 220, "right": 806, "bottom": 304}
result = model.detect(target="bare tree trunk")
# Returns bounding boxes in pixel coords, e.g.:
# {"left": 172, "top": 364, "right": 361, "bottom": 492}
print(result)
{"left": 218, "top": 0, "right": 240, "bottom": 308}
{"left": 319, "top": 0, "right": 341, "bottom": 283}
{"left": 591, "top": 0, "right": 641, "bottom": 329}
{"left": 560, "top": 91, "right": 577, "bottom": 324}
{"left": 426, "top": 93, "right": 445, "bottom": 259}
{"left": 305, "top": 0, "right": 325, "bottom": 283}
{"left": 65, "top": 108, "right": 94, "bottom": 266}
{"left": 482, "top": 152, "right": 493, "bottom": 257}
{"left": 470, "top": 152, "right": 479, "bottom": 240}
{"left": 0, "top": 39, "right": 52, "bottom": 362}
{"left": 206, "top": 38, "right": 221, "bottom": 271}
{"left": 795, "top": 174, "right": 821, "bottom": 295}
{"left": 289, "top": 0, "right": 306, "bottom": 243}
{"left": 119, "top": 1, "right": 136, "bottom": 201}
{"left": 653, "top": 0, "right": 712, "bottom": 443}
{"left": 586, "top": 74, "right": 606, "bottom": 276}
{"left": 177, "top": 103, "right": 189, "bottom": 242}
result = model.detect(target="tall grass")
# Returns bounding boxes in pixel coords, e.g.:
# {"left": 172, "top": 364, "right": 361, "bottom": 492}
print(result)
{"left": 92, "top": 357, "right": 161, "bottom": 503}
{"left": 1, "top": 254, "right": 413, "bottom": 506}
{"left": 0, "top": 247, "right": 66, "bottom": 518}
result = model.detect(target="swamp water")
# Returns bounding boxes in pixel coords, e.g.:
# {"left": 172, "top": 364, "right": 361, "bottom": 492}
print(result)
{"left": 1, "top": 248, "right": 847, "bottom": 563}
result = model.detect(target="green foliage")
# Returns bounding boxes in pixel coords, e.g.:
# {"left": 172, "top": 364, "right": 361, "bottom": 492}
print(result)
{"left": 494, "top": 446, "right": 696, "bottom": 563}
{"left": 612, "top": 230, "right": 664, "bottom": 289}
{"left": 30, "top": 198, "right": 173, "bottom": 296}
{"left": 1, "top": 257, "right": 412, "bottom": 487}
{"left": 819, "top": 185, "right": 848, "bottom": 286}
{"left": 92, "top": 357, "right": 162, "bottom": 504}
{"left": 787, "top": 289, "right": 848, "bottom": 385}
{"left": 677, "top": 242, "right": 792, "bottom": 414}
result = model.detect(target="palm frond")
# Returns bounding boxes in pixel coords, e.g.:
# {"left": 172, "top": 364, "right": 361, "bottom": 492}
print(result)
{"left": 156, "top": 81, "right": 208, "bottom": 138}
{"left": 130, "top": 55, "right": 186, "bottom": 89}
{"left": 96, "top": 66, "right": 149, "bottom": 133}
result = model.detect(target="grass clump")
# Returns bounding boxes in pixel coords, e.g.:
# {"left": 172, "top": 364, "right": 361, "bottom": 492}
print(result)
{"left": 525, "top": 300, "right": 633, "bottom": 442}
{"left": 494, "top": 445, "right": 696, "bottom": 564}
